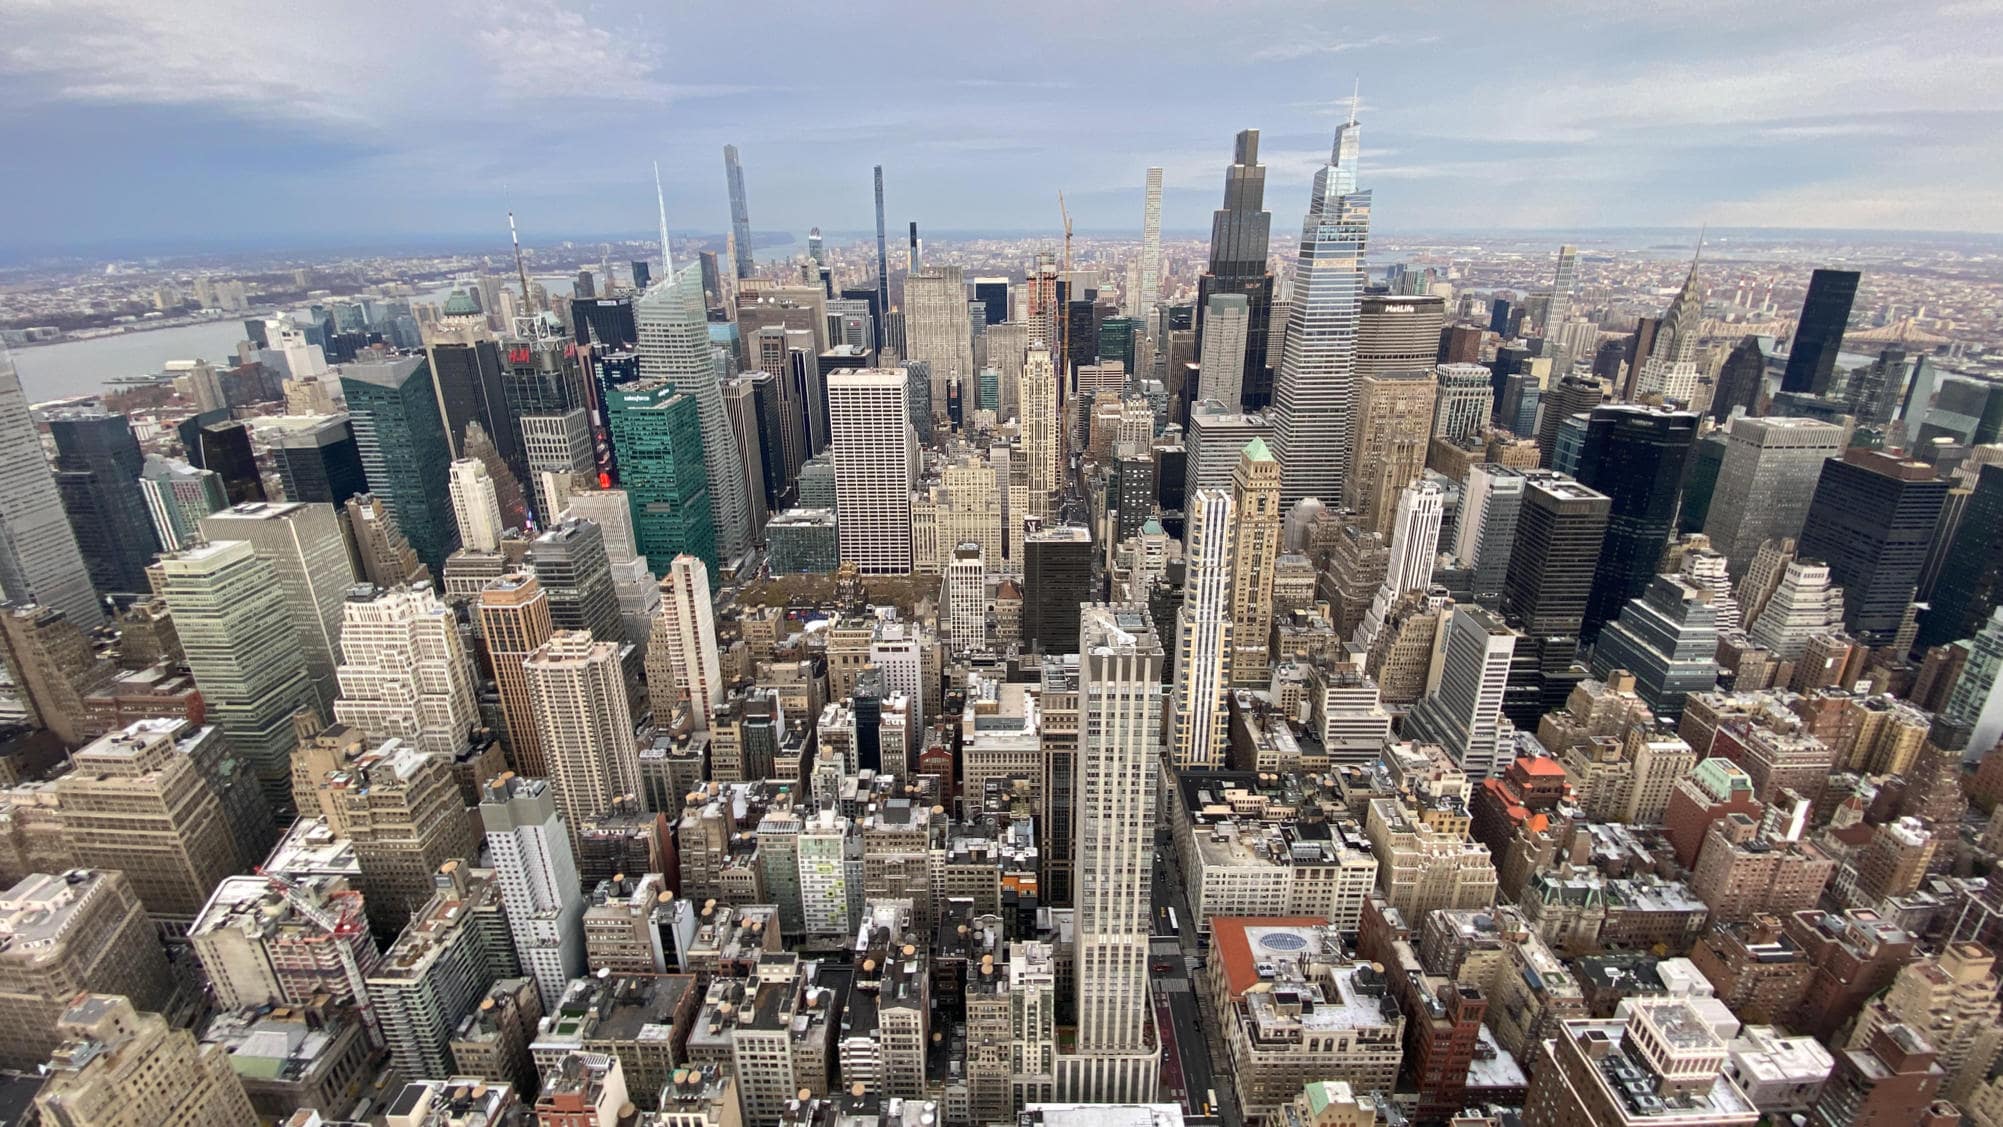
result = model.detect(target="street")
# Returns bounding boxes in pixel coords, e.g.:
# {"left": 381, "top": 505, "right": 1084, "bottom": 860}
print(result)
{"left": 1152, "top": 825, "right": 1243, "bottom": 1127}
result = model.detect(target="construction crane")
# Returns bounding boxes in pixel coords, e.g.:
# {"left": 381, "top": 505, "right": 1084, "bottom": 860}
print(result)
{"left": 261, "top": 871, "right": 383, "bottom": 1047}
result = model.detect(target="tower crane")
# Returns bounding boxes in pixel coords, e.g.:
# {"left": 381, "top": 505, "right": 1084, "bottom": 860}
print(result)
{"left": 261, "top": 871, "right": 383, "bottom": 1048}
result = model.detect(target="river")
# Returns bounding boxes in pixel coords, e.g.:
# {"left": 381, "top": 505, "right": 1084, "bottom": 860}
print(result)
{"left": 8, "top": 277, "right": 586, "bottom": 406}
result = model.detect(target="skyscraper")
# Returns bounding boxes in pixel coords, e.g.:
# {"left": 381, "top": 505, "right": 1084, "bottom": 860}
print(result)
{"left": 152, "top": 540, "right": 321, "bottom": 804}
{"left": 1229, "top": 439, "right": 1282, "bottom": 682}
{"left": 723, "top": 144, "right": 754, "bottom": 280}
{"left": 524, "top": 631, "right": 644, "bottom": 841}
{"left": 1271, "top": 106, "right": 1370, "bottom": 507}
{"left": 424, "top": 328, "right": 509, "bottom": 462}
{"left": 1591, "top": 574, "right": 1722, "bottom": 723}
{"left": 48, "top": 410, "right": 159, "bottom": 599}
{"left": 647, "top": 554, "right": 723, "bottom": 730}
{"left": 1433, "top": 362, "right": 1495, "bottom": 442}
{"left": 1022, "top": 347, "right": 1062, "bottom": 519}
{"left": 874, "top": 165, "right": 889, "bottom": 353}
{"left": 1348, "top": 369, "right": 1439, "bottom": 536}
{"left": 827, "top": 368, "right": 915, "bottom": 573}
{"left": 480, "top": 773, "right": 584, "bottom": 1009}
{"left": 1574, "top": 405, "right": 1699, "bottom": 639}
{"left": 519, "top": 409, "right": 595, "bottom": 523}
{"left": 1703, "top": 417, "right": 1843, "bottom": 578}
{"left": 1137, "top": 167, "right": 1164, "bottom": 316}
{"left": 268, "top": 415, "right": 369, "bottom": 508}
{"left": 341, "top": 356, "right": 460, "bottom": 572}
{"left": 1172, "top": 489, "right": 1234, "bottom": 768}
{"left": 905, "top": 267, "right": 974, "bottom": 414}
{"left": 1194, "top": 130, "right": 1277, "bottom": 412}
{"left": 199, "top": 501, "right": 355, "bottom": 713}
{"left": 1796, "top": 448, "right": 1947, "bottom": 647}
{"left": 332, "top": 585, "right": 478, "bottom": 757}
{"left": 1061, "top": 604, "right": 1163, "bottom": 1103}
{"left": 1355, "top": 293, "right": 1444, "bottom": 379}
{"left": 1781, "top": 269, "right": 1861, "bottom": 395}
{"left": 1711, "top": 335, "right": 1772, "bottom": 423}
{"left": 1022, "top": 525, "right": 1094, "bottom": 654}
{"left": 1195, "top": 294, "right": 1250, "bottom": 405}
{"left": 137, "top": 455, "right": 226, "bottom": 550}
{"left": 0, "top": 344, "right": 102, "bottom": 627}
{"left": 35, "top": 995, "right": 259, "bottom": 1127}
{"left": 1919, "top": 463, "right": 2003, "bottom": 651}
{"left": 1502, "top": 472, "right": 1611, "bottom": 638}
{"left": 636, "top": 263, "right": 752, "bottom": 562}
{"left": 603, "top": 380, "right": 714, "bottom": 572}
{"left": 1544, "top": 244, "right": 1578, "bottom": 337}
{"left": 1632, "top": 245, "right": 1706, "bottom": 404}
{"left": 449, "top": 458, "right": 504, "bottom": 553}
{"left": 1405, "top": 604, "right": 1518, "bottom": 781}
{"left": 476, "top": 573, "right": 553, "bottom": 776}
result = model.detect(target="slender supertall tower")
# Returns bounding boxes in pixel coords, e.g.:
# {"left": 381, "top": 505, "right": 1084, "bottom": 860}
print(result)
{"left": 1272, "top": 91, "right": 1371, "bottom": 507}
{"left": 1229, "top": 438, "right": 1282, "bottom": 683}
{"left": 1172, "top": 489, "right": 1233, "bottom": 768}
{"left": 1022, "top": 347, "right": 1061, "bottom": 520}
{"left": 874, "top": 166, "right": 889, "bottom": 352}
{"left": 908, "top": 221, "right": 921, "bottom": 274}
{"left": 1138, "top": 168, "right": 1164, "bottom": 316}
{"left": 1061, "top": 603, "right": 1163, "bottom": 1103}
{"left": 723, "top": 144, "right": 754, "bottom": 280}
{"left": 1545, "top": 244, "right": 1578, "bottom": 334}
{"left": 0, "top": 344, "right": 102, "bottom": 627}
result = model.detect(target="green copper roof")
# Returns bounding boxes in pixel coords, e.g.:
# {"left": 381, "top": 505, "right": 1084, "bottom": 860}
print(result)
{"left": 1241, "top": 435, "right": 1274, "bottom": 461}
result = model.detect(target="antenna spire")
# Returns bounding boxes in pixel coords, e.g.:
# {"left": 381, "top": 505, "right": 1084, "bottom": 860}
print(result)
{"left": 508, "top": 211, "right": 533, "bottom": 315}
{"left": 654, "top": 161, "right": 674, "bottom": 279}
{"left": 1349, "top": 78, "right": 1359, "bottom": 126}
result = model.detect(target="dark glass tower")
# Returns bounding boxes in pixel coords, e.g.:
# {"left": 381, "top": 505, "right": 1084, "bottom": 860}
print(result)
{"left": 427, "top": 337, "right": 509, "bottom": 463}
{"left": 1919, "top": 462, "right": 2003, "bottom": 650}
{"left": 48, "top": 410, "right": 160, "bottom": 598}
{"left": 1194, "top": 129, "right": 1276, "bottom": 411}
{"left": 339, "top": 357, "right": 459, "bottom": 573}
{"left": 1781, "top": 268, "right": 1860, "bottom": 395}
{"left": 1573, "top": 406, "right": 1699, "bottom": 640}
{"left": 271, "top": 416, "right": 369, "bottom": 506}
{"left": 1500, "top": 471, "right": 1609, "bottom": 726}
{"left": 199, "top": 421, "right": 265, "bottom": 505}
{"left": 1022, "top": 527, "right": 1094, "bottom": 654}
{"left": 571, "top": 295, "right": 638, "bottom": 350}
{"left": 1711, "top": 334, "right": 1771, "bottom": 422}
{"left": 1797, "top": 447, "right": 1947, "bottom": 648}
{"left": 973, "top": 278, "right": 1010, "bottom": 325}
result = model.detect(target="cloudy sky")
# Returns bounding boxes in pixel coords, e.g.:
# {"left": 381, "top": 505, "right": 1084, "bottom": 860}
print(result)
{"left": 2, "top": 0, "right": 1998, "bottom": 251}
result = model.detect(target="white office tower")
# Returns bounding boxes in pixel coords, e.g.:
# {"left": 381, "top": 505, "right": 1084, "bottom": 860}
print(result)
{"left": 1404, "top": 604, "right": 1517, "bottom": 781}
{"left": 636, "top": 262, "right": 754, "bottom": 561}
{"left": 1271, "top": 100, "right": 1370, "bottom": 507}
{"left": 1943, "top": 607, "right": 2003, "bottom": 761}
{"left": 448, "top": 458, "right": 504, "bottom": 553}
{"left": 1745, "top": 560, "right": 1846, "bottom": 661}
{"left": 154, "top": 547, "right": 320, "bottom": 813}
{"left": 519, "top": 410, "right": 594, "bottom": 522}
{"left": 1172, "top": 490, "right": 1234, "bottom": 769}
{"left": 828, "top": 368, "right": 916, "bottom": 573}
{"left": 1137, "top": 167, "right": 1164, "bottom": 316}
{"left": 647, "top": 554, "right": 723, "bottom": 729}
{"left": 1059, "top": 604, "right": 1164, "bottom": 1103}
{"left": 943, "top": 542, "right": 987, "bottom": 649}
{"left": 1021, "top": 347, "right": 1061, "bottom": 520}
{"left": 0, "top": 345, "right": 102, "bottom": 627}
{"left": 1432, "top": 363, "right": 1495, "bottom": 442}
{"left": 1703, "top": 417, "right": 1844, "bottom": 578}
{"left": 524, "top": 630, "right": 644, "bottom": 842}
{"left": 480, "top": 773, "right": 583, "bottom": 1009}
{"left": 1186, "top": 401, "right": 1274, "bottom": 501}
{"left": 1682, "top": 548, "right": 1743, "bottom": 633}
{"left": 1355, "top": 480, "right": 1447, "bottom": 646}
{"left": 1544, "top": 244, "right": 1578, "bottom": 337}
{"left": 1454, "top": 464, "right": 1526, "bottom": 607}
{"left": 797, "top": 807, "right": 862, "bottom": 945}
{"left": 1196, "top": 294, "right": 1250, "bottom": 405}
{"left": 905, "top": 266, "right": 974, "bottom": 415}
{"left": 199, "top": 500, "right": 355, "bottom": 713}
{"left": 332, "top": 584, "right": 478, "bottom": 757}
{"left": 565, "top": 488, "right": 657, "bottom": 651}
{"left": 1633, "top": 245, "right": 1706, "bottom": 403}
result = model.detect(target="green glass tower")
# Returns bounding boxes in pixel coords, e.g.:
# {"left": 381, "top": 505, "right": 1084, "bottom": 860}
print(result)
{"left": 605, "top": 380, "right": 715, "bottom": 573}
{"left": 339, "top": 357, "right": 458, "bottom": 572}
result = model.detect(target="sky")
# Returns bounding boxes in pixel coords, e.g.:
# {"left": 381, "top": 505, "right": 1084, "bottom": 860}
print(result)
{"left": 2, "top": 0, "right": 2000, "bottom": 252}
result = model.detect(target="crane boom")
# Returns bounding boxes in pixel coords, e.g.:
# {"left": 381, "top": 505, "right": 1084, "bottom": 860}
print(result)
{"left": 262, "top": 871, "right": 383, "bottom": 1047}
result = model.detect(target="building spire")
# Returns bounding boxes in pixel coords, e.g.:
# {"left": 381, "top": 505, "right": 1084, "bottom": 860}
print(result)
{"left": 508, "top": 210, "right": 533, "bottom": 316}
{"left": 1349, "top": 77, "right": 1360, "bottom": 127}
{"left": 654, "top": 161, "right": 674, "bottom": 278}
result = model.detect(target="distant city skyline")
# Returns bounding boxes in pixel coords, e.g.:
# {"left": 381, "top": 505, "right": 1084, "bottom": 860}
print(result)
{"left": 1, "top": 0, "right": 1999, "bottom": 247}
